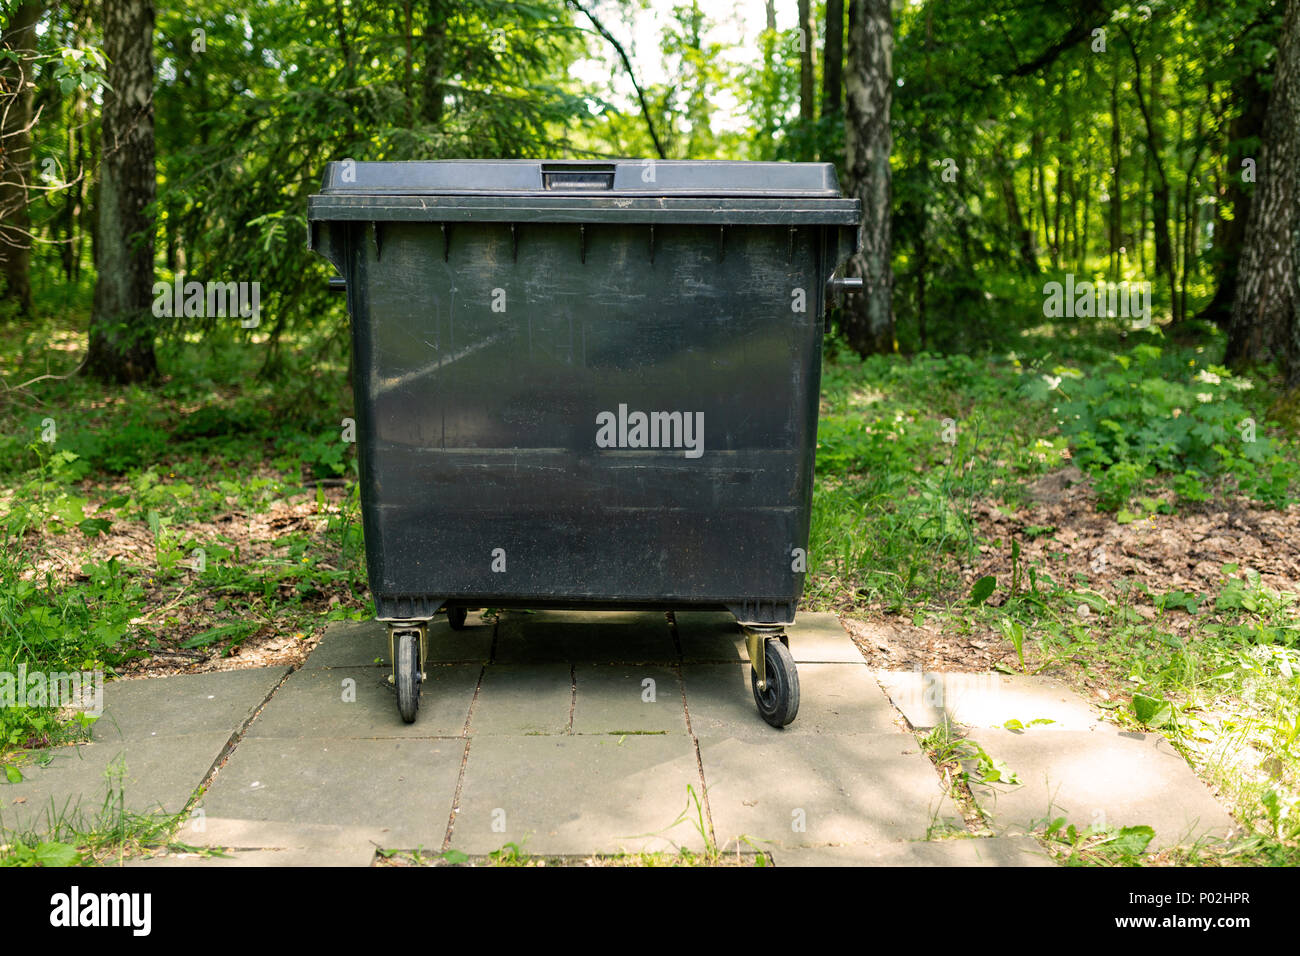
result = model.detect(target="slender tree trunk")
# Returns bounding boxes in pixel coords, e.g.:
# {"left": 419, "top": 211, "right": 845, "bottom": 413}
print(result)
{"left": 798, "top": 0, "right": 816, "bottom": 155}
{"left": 993, "top": 139, "right": 1037, "bottom": 273}
{"left": 1199, "top": 71, "right": 1267, "bottom": 327}
{"left": 758, "top": 0, "right": 778, "bottom": 151}
{"left": 1033, "top": 129, "right": 1049, "bottom": 256}
{"left": 1029, "top": 87, "right": 1041, "bottom": 250}
{"left": 86, "top": 0, "right": 157, "bottom": 384}
{"left": 1179, "top": 108, "right": 1208, "bottom": 326}
{"left": 1144, "top": 57, "right": 1176, "bottom": 315}
{"left": 822, "top": 0, "right": 844, "bottom": 121}
{"left": 56, "top": 4, "right": 85, "bottom": 285}
{"left": 1139, "top": 147, "right": 1148, "bottom": 274}
{"left": 1079, "top": 153, "right": 1090, "bottom": 272}
{"left": 421, "top": 0, "right": 448, "bottom": 125}
{"left": 61, "top": 117, "right": 75, "bottom": 281}
{"left": 1053, "top": 71, "right": 1068, "bottom": 270}
{"left": 682, "top": 1, "right": 710, "bottom": 156}
{"left": 842, "top": 0, "right": 893, "bottom": 355}
{"left": 1053, "top": 149, "right": 1065, "bottom": 269}
{"left": 84, "top": 77, "right": 98, "bottom": 282}
{"left": 915, "top": 229, "right": 927, "bottom": 350}
{"left": 0, "top": 0, "right": 45, "bottom": 317}
{"left": 911, "top": 3, "right": 935, "bottom": 347}
{"left": 333, "top": 0, "right": 356, "bottom": 141}
{"left": 1109, "top": 58, "right": 1122, "bottom": 274}
{"left": 402, "top": 1, "right": 413, "bottom": 125}
{"left": 1225, "top": 0, "right": 1300, "bottom": 376}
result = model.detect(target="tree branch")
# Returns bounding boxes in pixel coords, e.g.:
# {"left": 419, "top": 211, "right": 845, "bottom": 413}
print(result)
{"left": 566, "top": 0, "right": 667, "bottom": 159}
{"left": 1008, "top": 0, "right": 1108, "bottom": 77}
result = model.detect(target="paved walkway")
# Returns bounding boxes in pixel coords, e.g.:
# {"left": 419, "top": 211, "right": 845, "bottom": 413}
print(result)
{"left": 0, "top": 611, "right": 1238, "bottom": 865}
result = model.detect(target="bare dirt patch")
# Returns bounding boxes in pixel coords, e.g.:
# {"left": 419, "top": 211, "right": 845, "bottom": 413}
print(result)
{"left": 18, "top": 478, "right": 362, "bottom": 678}
{"left": 834, "top": 466, "right": 1300, "bottom": 676}
{"left": 972, "top": 466, "right": 1300, "bottom": 600}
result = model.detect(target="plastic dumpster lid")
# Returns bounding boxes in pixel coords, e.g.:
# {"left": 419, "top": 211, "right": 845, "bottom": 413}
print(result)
{"left": 316, "top": 159, "right": 846, "bottom": 198}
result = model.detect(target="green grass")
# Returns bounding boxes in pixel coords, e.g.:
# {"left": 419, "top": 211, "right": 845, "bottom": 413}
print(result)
{"left": 0, "top": 757, "right": 193, "bottom": 867}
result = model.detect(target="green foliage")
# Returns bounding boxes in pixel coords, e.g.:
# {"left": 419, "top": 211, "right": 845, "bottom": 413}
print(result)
{"left": 1053, "top": 343, "right": 1298, "bottom": 509}
{"left": 969, "top": 575, "right": 996, "bottom": 605}
{"left": 0, "top": 529, "right": 143, "bottom": 751}
{"left": 1131, "top": 692, "right": 1173, "bottom": 728}
{"left": 920, "top": 723, "right": 1019, "bottom": 785}
{"left": 0, "top": 840, "right": 83, "bottom": 867}
{"left": 1043, "top": 816, "right": 1157, "bottom": 866}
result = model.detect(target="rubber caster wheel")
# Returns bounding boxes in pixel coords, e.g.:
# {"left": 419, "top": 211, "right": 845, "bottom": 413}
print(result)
{"left": 752, "top": 637, "right": 799, "bottom": 728}
{"left": 446, "top": 606, "right": 468, "bottom": 630}
{"left": 394, "top": 631, "right": 421, "bottom": 723}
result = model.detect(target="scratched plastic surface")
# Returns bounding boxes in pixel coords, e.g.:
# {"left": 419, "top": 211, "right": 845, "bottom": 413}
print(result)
{"left": 309, "top": 161, "right": 860, "bottom": 624}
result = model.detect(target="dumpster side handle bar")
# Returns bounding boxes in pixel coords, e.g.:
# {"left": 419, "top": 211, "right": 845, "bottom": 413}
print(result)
{"left": 827, "top": 275, "right": 863, "bottom": 298}
{"left": 825, "top": 275, "right": 863, "bottom": 332}
{"left": 328, "top": 277, "right": 346, "bottom": 294}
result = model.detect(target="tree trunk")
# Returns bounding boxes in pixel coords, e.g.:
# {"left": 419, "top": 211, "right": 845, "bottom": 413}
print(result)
{"left": 1178, "top": 107, "right": 1208, "bottom": 327}
{"left": 915, "top": 228, "right": 927, "bottom": 351}
{"left": 1032, "top": 128, "right": 1048, "bottom": 256}
{"left": 1225, "top": 0, "right": 1300, "bottom": 376}
{"left": 1109, "top": 58, "right": 1122, "bottom": 274}
{"left": 421, "top": 0, "right": 448, "bottom": 125}
{"left": 62, "top": 1, "right": 91, "bottom": 288}
{"left": 822, "top": 0, "right": 844, "bottom": 120}
{"left": 333, "top": 0, "right": 357, "bottom": 142}
{"left": 1078, "top": 152, "right": 1090, "bottom": 272}
{"left": 0, "top": 0, "right": 45, "bottom": 317}
{"left": 756, "top": 0, "right": 777, "bottom": 151}
{"left": 798, "top": 0, "right": 816, "bottom": 150}
{"left": 1138, "top": 146, "right": 1148, "bottom": 274}
{"left": 87, "top": 0, "right": 157, "bottom": 384}
{"left": 1199, "top": 71, "right": 1267, "bottom": 327}
{"left": 1144, "top": 58, "right": 1177, "bottom": 316}
{"left": 1053, "top": 71, "right": 1068, "bottom": 270}
{"left": 842, "top": 0, "right": 893, "bottom": 356}
{"left": 994, "top": 139, "right": 1037, "bottom": 273}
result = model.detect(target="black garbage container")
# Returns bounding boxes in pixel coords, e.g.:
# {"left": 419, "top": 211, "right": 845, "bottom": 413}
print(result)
{"left": 308, "top": 160, "right": 861, "bottom": 727}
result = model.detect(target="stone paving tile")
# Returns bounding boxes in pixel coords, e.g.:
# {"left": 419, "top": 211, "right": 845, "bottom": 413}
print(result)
{"left": 493, "top": 610, "right": 675, "bottom": 663}
{"left": 194, "top": 736, "right": 464, "bottom": 849}
{"left": 449, "top": 735, "right": 706, "bottom": 855}
{"left": 783, "top": 613, "right": 871, "bottom": 663}
{"left": 699, "top": 734, "right": 952, "bottom": 850}
{"left": 180, "top": 817, "right": 381, "bottom": 850}
{"left": 244, "top": 664, "right": 479, "bottom": 739}
{"left": 876, "top": 671, "right": 1103, "bottom": 731}
{"left": 124, "top": 845, "right": 376, "bottom": 867}
{"left": 306, "top": 617, "right": 492, "bottom": 668}
{"left": 0, "top": 733, "right": 231, "bottom": 837}
{"left": 769, "top": 835, "right": 1056, "bottom": 867}
{"left": 963, "top": 728, "right": 1241, "bottom": 849}
{"left": 469, "top": 664, "right": 573, "bottom": 736}
{"left": 92, "top": 667, "right": 289, "bottom": 743}
{"left": 682, "top": 663, "right": 900, "bottom": 737}
{"left": 572, "top": 664, "right": 687, "bottom": 735}
{"left": 675, "top": 611, "right": 864, "bottom": 664}
{"left": 10, "top": 605, "right": 1238, "bottom": 867}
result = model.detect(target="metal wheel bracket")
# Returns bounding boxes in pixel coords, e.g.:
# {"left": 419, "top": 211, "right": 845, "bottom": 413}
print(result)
{"left": 743, "top": 625, "right": 782, "bottom": 692}
{"left": 386, "top": 622, "right": 429, "bottom": 683}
